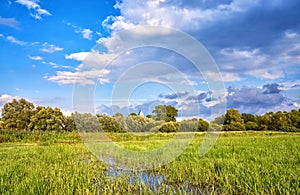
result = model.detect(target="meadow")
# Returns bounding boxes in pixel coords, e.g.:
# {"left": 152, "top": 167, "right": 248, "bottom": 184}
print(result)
{"left": 0, "top": 131, "right": 299, "bottom": 194}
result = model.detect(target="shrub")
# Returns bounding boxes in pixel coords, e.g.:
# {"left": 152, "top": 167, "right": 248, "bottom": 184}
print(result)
{"left": 159, "top": 122, "right": 179, "bottom": 133}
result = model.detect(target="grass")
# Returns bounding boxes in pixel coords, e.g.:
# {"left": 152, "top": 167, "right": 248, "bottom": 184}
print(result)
{"left": 0, "top": 131, "right": 299, "bottom": 194}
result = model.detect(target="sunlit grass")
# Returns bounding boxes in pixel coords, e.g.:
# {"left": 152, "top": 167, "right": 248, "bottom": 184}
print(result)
{"left": 0, "top": 131, "right": 299, "bottom": 194}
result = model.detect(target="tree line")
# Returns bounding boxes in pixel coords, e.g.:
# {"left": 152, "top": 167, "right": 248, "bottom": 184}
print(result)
{"left": 0, "top": 98, "right": 299, "bottom": 133}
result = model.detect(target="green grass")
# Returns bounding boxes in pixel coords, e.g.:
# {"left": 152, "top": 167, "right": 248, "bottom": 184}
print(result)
{"left": 0, "top": 131, "right": 299, "bottom": 194}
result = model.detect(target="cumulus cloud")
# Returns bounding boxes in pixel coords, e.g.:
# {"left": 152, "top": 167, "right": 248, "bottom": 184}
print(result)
{"left": 227, "top": 85, "right": 299, "bottom": 114}
{"left": 44, "top": 69, "right": 110, "bottom": 85}
{"left": 15, "top": 0, "right": 51, "bottom": 20}
{"left": 99, "top": 0, "right": 300, "bottom": 81}
{"left": 262, "top": 83, "right": 281, "bottom": 94}
{"left": 0, "top": 94, "right": 19, "bottom": 105}
{"left": 65, "top": 52, "right": 89, "bottom": 61}
{"left": 0, "top": 17, "right": 19, "bottom": 29}
{"left": 40, "top": 42, "right": 63, "bottom": 53}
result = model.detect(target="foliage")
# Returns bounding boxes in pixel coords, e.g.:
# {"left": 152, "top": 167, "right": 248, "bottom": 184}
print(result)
{"left": 223, "top": 108, "right": 246, "bottom": 131}
{"left": 1, "top": 98, "right": 34, "bottom": 130}
{"left": 121, "top": 115, "right": 151, "bottom": 132}
{"left": 211, "top": 115, "right": 225, "bottom": 125}
{"left": 198, "top": 118, "right": 209, "bottom": 131}
{"left": 64, "top": 114, "right": 77, "bottom": 132}
{"left": 97, "top": 114, "right": 123, "bottom": 132}
{"left": 179, "top": 119, "right": 198, "bottom": 132}
{"left": 245, "top": 121, "right": 259, "bottom": 130}
{"left": 152, "top": 105, "right": 178, "bottom": 122}
{"left": 159, "top": 122, "right": 180, "bottom": 133}
{"left": 71, "top": 113, "right": 101, "bottom": 133}
{"left": 1, "top": 98, "right": 300, "bottom": 133}
{"left": 28, "top": 106, "right": 65, "bottom": 132}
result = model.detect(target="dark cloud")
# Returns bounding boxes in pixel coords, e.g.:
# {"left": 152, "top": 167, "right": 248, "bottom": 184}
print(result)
{"left": 186, "top": 92, "right": 207, "bottom": 101}
{"left": 161, "top": 0, "right": 233, "bottom": 9}
{"left": 159, "top": 91, "right": 189, "bottom": 99}
{"left": 227, "top": 85, "right": 290, "bottom": 114}
{"left": 262, "top": 83, "right": 281, "bottom": 94}
{"left": 197, "top": 0, "right": 300, "bottom": 50}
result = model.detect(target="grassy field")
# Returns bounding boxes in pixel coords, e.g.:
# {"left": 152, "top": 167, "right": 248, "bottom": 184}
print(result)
{"left": 0, "top": 131, "right": 299, "bottom": 194}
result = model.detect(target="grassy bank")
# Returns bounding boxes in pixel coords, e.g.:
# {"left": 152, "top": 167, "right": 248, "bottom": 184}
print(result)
{"left": 0, "top": 131, "right": 299, "bottom": 194}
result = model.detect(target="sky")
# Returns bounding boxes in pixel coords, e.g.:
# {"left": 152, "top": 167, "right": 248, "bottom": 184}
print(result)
{"left": 0, "top": 0, "right": 300, "bottom": 120}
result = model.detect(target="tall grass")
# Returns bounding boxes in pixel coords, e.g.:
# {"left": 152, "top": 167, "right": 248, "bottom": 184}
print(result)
{"left": 0, "top": 131, "right": 299, "bottom": 194}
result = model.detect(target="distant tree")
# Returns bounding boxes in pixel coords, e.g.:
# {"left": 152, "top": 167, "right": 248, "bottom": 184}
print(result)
{"left": 1, "top": 98, "right": 34, "bottom": 130}
{"left": 287, "top": 109, "right": 300, "bottom": 129}
{"left": 211, "top": 115, "right": 225, "bottom": 125}
{"left": 241, "top": 113, "right": 256, "bottom": 123}
{"left": 198, "top": 119, "right": 209, "bottom": 131}
{"left": 97, "top": 114, "right": 123, "bottom": 132}
{"left": 64, "top": 114, "right": 77, "bottom": 132}
{"left": 179, "top": 119, "right": 198, "bottom": 132}
{"left": 28, "top": 106, "right": 65, "bottom": 132}
{"left": 73, "top": 113, "right": 101, "bottom": 132}
{"left": 255, "top": 115, "right": 269, "bottom": 130}
{"left": 113, "top": 113, "right": 124, "bottom": 118}
{"left": 0, "top": 119, "right": 3, "bottom": 129}
{"left": 223, "top": 108, "right": 245, "bottom": 131}
{"left": 245, "top": 121, "right": 259, "bottom": 130}
{"left": 152, "top": 105, "right": 178, "bottom": 122}
{"left": 159, "top": 122, "right": 179, "bottom": 133}
{"left": 113, "top": 114, "right": 151, "bottom": 132}
{"left": 129, "top": 112, "right": 137, "bottom": 116}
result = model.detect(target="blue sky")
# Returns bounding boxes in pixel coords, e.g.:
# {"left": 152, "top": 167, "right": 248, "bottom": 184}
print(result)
{"left": 0, "top": 0, "right": 300, "bottom": 120}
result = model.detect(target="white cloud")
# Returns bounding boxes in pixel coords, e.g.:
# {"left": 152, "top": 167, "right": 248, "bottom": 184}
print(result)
{"left": 65, "top": 52, "right": 89, "bottom": 61}
{"left": 0, "top": 17, "right": 19, "bottom": 29}
{"left": 0, "top": 94, "right": 19, "bottom": 104}
{"left": 40, "top": 42, "right": 63, "bottom": 53}
{"left": 44, "top": 69, "right": 110, "bottom": 85}
{"left": 66, "top": 22, "right": 93, "bottom": 40}
{"left": 29, "top": 55, "right": 43, "bottom": 60}
{"left": 6, "top": 36, "right": 27, "bottom": 45}
{"left": 49, "top": 62, "right": 59, "bottom": 68}
{"left": 205, "top": 71, "right": 242, "bottom": 82}
{"left": 82, "top": 29, "right": 93, "bottom": 40}
{"left": 101, "top": 0, "right": 254, "bottom": 32}
{"left": 16, "top": 0, "right": 51, "bottom": 20}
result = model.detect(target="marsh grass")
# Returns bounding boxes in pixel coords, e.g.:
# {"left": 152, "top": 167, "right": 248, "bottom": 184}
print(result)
{"left": 0, "top": 131, "right": 299, "bottom": 194}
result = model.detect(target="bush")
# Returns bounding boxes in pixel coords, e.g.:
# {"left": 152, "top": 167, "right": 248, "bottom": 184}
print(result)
{"left": 245, "top": 121, "right": 259, "bottom": 130}
{"left": 223, "top": 121, "right": 246, "bottom": 131}
{"left": 159, "top": 122, "right": 179, "bottom": 133}
{"left": 179, "top": 119, "right": 198, "bottom": 132}
{"left": 280, "top": 126, "right": 300, "bottom": 132}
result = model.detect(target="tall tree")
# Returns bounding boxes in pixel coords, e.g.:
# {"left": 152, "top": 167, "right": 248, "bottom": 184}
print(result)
{"left": 1, "top": 98, "right": 34, "bottom": 130}
{"left": 152, "top": 105, "right": 178, "bottom": 122}
{"left": 28, "top": 106, "right": 65, "bottom": 132}
{"left": 223, "top": 108, "right": 245, "bottom": 131}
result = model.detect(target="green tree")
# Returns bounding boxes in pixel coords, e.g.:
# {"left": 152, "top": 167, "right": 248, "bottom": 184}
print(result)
{"left": 28, "top": 106, "right": 65, "bottom": 132}
{"left": 64, "top": 114, "right": 77, "bottom": 132}
{"left": 179, "top": 119, "right": 198, "bottom": 132}
{"left": 1, "top": 98, "right": 34, "bottom": 130}
{"left": 198, "top": 119, "right": 209, "bottom": 131}
{"left": 97, "top": 114, "right": 123, "bottom": 132}
{"left": 241, "top": 113, "right": 256, "bottom": 123}
{"left": 223, "top": 108, "right": 245, "bottom": 131}
{"left": 159, "top": 121, "right": 179, "bottom": 133}
{"left": 211, "top": 115, "right": 225, "bottom": 125}
{"left": 73, "top": 113, "right": 101, "bottom": 132}
{"left": 152, "top": 105, "right": 178, "bottom": 122}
